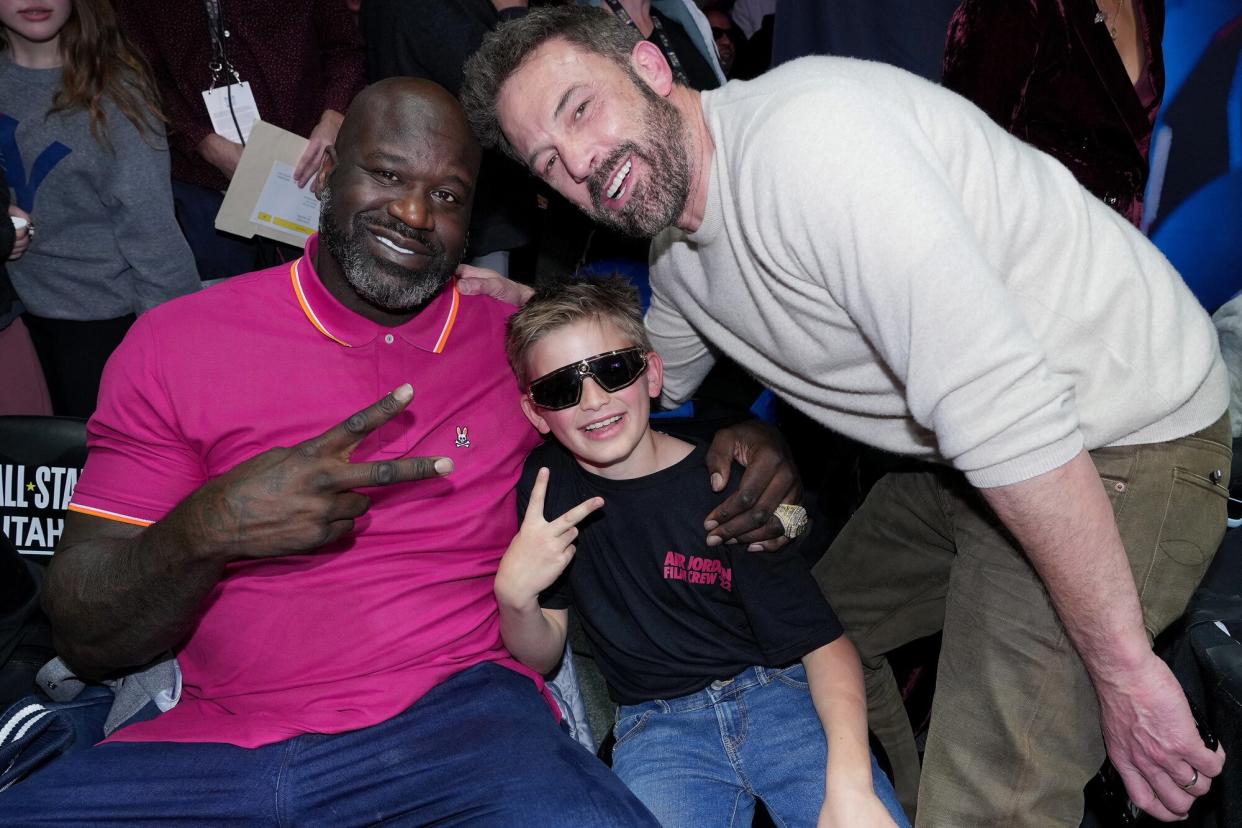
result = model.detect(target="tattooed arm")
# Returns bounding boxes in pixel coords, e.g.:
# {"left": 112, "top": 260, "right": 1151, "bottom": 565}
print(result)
{"left": 44, "top": 386, "right": 451, "bottom": 679}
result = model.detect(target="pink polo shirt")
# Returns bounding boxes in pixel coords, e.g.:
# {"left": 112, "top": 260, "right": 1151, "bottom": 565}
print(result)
{"left": 69, "top": 236, "right": 544, "bottom": 748}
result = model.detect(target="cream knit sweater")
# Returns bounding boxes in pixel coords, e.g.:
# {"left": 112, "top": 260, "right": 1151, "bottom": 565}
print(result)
{"left": 648, "top": 57, "right": 1227, "bottom": 488}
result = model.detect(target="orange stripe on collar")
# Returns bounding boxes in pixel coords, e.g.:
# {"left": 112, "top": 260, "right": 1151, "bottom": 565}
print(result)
{"left": 291, "top": 260, "right": 352, "bottom": 348}
{"left": 432, "top": 284, "right": 460, "bottom": 354}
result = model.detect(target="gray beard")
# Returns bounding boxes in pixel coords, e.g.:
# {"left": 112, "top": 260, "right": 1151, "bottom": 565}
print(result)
{"left": 585, "top": 77, "right": 692, "bottom": 238}
{"left": 319, "top": 183, "right": 459, "bottom": 313}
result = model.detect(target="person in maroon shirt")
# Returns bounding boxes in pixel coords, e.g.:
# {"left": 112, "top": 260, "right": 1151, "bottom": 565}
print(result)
{"left": 943, "top": 0, "right": 1165, "bottom": 229}
{"left": 119, "top": 0, "right": 365, "bottom": 280}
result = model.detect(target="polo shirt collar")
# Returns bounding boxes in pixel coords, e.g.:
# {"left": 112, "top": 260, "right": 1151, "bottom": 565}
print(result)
{"left": 290, "top": 234, "right": 462, "bottom": 354}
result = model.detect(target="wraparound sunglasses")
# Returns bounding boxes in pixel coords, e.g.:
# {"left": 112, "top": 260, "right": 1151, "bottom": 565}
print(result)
{"left": 527, "top": 347, "right": 649, "bottom": 410}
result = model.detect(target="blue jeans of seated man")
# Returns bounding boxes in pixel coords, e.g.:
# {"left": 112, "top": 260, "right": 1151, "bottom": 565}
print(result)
{"left": 611, "top": 664, "right": 908, "bottom": 828}
{"left": 0, "top": 662, "right": 658, "bottom": 827}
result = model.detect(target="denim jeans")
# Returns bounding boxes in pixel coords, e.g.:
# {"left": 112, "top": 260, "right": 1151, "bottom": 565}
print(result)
{"left": 0, "top": 685, "right": 112, "bottom": 792}
{"left": 0, "top": 662, "right": 658, "bottom": 826}
{"left": 610, "top": 664, "right": 908, "bottom": 827}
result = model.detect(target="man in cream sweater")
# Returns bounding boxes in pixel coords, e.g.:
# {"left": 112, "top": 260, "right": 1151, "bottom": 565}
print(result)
{"left": 462, "top": 7, "right": 1232, "bottom": 826}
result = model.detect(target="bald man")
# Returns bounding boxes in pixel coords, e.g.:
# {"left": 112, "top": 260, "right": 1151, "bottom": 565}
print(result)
{"left": 0, "top": 78, "right": 658, "bottom": 826}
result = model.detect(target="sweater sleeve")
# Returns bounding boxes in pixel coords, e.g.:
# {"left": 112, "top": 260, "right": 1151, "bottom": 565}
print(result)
{"left": 744, "top": 81, "right": 1083, "bottom": 487}
{"left": 102, "top": 110, "right": 200, "bottom": 313}
{"left": 645, "top": 246, "right": 717, "bottom": 408}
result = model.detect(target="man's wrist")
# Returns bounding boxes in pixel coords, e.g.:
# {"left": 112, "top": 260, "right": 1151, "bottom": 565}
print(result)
{"left": 1088, "top": 636, "right": 1161, "bottom": 691}
{"left": 197, "top": 133, "right": 237, "bottom": 168}
{"left": 317, "top": 109, "right": 344, "bottom": 130}
{"left": 197, "top": 133, "right": 221, "bottom": 159}
{"left": 167, "top": 486, "right": 238, "bottom": 570}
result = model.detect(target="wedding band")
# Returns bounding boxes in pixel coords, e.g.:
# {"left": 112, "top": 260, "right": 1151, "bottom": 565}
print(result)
{"left": 1180, "top": 769, "right": 1199, "bottom": 789}
{"left": 774, "top": 503, "right": 809, "bottom": 539}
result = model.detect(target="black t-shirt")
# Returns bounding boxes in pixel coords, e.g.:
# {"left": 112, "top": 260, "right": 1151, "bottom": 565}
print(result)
{"left": 517, "top": 439, "right": 841, "bottom": 705}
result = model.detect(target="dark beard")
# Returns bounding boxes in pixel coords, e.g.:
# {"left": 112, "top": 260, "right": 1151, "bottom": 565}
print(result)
{"left": 584, "top": 76, "right": 692, "bottom": 239}
{"left": 319, "top": 183, "right": 460, "bottom": 313}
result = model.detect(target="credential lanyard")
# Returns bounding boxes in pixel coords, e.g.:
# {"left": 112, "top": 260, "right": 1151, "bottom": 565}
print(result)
{"left": 204, "top": 0, "right": 240, "bottom": 87}
{"left": 602, "top": 0, "right": 689, "bottom": 85}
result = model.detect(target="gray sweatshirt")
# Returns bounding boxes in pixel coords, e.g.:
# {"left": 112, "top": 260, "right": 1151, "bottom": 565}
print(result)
{"left": 0, "top": 55, "right": 198, "bottom": 320}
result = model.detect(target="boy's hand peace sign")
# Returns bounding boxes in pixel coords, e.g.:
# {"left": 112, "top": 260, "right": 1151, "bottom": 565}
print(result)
{"left": 495, "top": 467, "right": 604, "bottom": 607}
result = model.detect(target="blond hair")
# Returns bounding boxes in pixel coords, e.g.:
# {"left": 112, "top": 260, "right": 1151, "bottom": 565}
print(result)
{"left": 506, "top": 277, "right": 653, "bottom": 387}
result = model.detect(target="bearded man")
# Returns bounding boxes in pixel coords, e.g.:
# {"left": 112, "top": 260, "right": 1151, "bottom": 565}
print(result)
{"left": 461, "top": 7, "right": 1232, "bottom": 826}
{"left": 0, "top": 78, "right": 668, "bottom": 826}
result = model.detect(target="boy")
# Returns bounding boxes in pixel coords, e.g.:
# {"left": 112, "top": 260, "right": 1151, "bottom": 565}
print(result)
{"left": 495, "top": 278, "right": 907, "bottom": 827}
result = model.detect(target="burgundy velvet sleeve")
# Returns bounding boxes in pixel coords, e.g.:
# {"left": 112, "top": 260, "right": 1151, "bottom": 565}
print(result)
{"left": 942, "top": 0, "right": 1043, "bottom": 131}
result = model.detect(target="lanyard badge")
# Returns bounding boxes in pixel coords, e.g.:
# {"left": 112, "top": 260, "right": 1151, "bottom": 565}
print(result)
{"left": 200, "top": 0, "right": 261, "bottom": 144}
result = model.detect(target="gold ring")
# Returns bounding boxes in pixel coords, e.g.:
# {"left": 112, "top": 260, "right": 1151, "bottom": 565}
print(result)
{"left": 1180, "top": 769, "right": 1199, "bottom": 790}
{"left": 774, "top": 503, "right": 809, "bottom": 539}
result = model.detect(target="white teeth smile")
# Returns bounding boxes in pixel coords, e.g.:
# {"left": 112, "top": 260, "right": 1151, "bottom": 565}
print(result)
{"left": 375, "top": 233, "right": 415, "bottom": 255}
{"left": 585, "top": 415, "right": 622, "bottom": 432}
{"left": 607, "top": 159, "right": 632, "bottom": 200}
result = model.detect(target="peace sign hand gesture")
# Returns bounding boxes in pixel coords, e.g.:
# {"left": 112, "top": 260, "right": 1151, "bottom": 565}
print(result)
{"left": 191, "top": 384, "right": 452, "bottom": 563}
{"left": 495, "top": 467, "right": 604, "bottom": 608}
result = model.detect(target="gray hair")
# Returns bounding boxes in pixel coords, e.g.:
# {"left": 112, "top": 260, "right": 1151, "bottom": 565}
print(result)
{"left": 461, "top": 6, "right": 644, "bottom": 164}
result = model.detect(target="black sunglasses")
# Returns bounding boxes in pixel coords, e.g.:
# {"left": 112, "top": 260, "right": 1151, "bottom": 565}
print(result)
{"left": 527, "top": 347, "right": 649, "bottom": 410}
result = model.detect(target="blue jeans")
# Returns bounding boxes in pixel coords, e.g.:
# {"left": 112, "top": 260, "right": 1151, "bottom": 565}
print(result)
{"left": 0, "top": 662, "right": 658, "bottom": 826}
{"left": 611, "top": 664, "right": 908, "bottom": 827}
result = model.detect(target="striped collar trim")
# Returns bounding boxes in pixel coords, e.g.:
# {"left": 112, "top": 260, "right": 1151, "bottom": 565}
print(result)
{"left": 291, "top": 259, "right": 353, "bottom": 348}
{"left": 430, "top": 283, "right": 460, "bottom": 354}
{"left": 290, "top": 251, "right": 462, "bottom": 353}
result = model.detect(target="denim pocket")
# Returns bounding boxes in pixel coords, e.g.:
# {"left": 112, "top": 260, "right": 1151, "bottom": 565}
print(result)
{"left": 1139, "top": 466, "right": 1229, "bottom": 636}
{"left": 773, "top": 663, "right": 810, "bottom": 690}
{"left": 613, "top": 708, "right": 656, "bottom": 749}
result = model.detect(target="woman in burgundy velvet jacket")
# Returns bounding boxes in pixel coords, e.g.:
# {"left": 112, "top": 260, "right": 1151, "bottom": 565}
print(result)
{"left": 943, "top": 0, "right": 1164, "bottom": 227}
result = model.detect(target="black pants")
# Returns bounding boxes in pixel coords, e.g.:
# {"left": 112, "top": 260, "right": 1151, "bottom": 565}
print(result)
{"left": 23, "top": 312, "right": 135, "bottom": 418}
{"left": 172, "top": 180, "right": 298, "bottom": 282}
